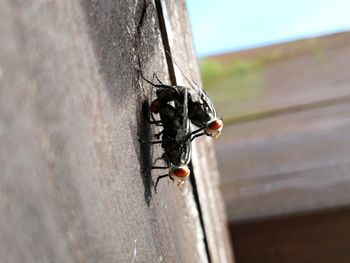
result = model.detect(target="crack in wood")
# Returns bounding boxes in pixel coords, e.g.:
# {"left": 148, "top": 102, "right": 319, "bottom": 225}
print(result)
{"left": 154, "top": 0, "right": 176, "bottom": 86}
{"left": 154, "top": 1, "right": 212, "bottom": 262}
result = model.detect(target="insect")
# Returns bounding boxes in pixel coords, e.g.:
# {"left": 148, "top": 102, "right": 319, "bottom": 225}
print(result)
{"left": 141, "top": 58, "right": 223, "bottom": 142}
{"left": 169, "top": 53, "right": 224, "bottom": 140}
{"left": 141, "top": 74, "right": 192, "bottom": 190}
{"left": 175, "top": 84, "right": 224, "bottom": 140}
{"left": 152, "top": 137, "right": 192, "bottom": 190}
{"left": 139, "top": 54, "right": 223, "bottom": 191}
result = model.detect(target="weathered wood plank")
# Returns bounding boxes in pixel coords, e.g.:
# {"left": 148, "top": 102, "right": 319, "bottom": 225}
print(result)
{"left": 209, "top": 33, "right": 350, "bottom": 119}
{"left": 231, "top": 208, "right": 350, "bottom": 263}
{"left": 0, "top": 1, "right": 232, "bottom": 262}
{"left": 158, "top": 1, "right": 234, "bottom": 262}
{"left": 211, "top": 32, "right": 350, "bottom": 222}
{"left": 218, "top": 101, "right": 350, "bottom": 221}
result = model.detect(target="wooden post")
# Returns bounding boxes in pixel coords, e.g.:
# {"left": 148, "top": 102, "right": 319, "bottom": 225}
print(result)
{"left": 0, "top": 1, "right": 233, "bottom": 262}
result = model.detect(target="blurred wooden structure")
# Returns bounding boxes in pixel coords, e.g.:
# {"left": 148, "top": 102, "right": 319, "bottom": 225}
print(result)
{"left": 215, "top": 32, "right": 350, "bottom": 221}
{"left": 214, "top": 32, "right": 350, "bottom": 262}
{"left": 0, "top": 1, "right": 233, "bottom": 262}
{"left": 231, "top": 208, "right": 350, "bottom": 263}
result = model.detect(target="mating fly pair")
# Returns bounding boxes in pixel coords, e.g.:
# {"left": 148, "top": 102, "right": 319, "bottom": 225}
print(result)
{"left": 141, "top": 64, "right": 223, "bottom": 191}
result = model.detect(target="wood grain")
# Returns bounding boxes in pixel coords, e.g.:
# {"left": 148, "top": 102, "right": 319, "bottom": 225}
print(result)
{"left": 0, "top": 1, "right": 232, "bottom": 262}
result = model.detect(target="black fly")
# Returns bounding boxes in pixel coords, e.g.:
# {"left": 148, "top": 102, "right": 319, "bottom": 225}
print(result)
{"left": 142, "top": 72, "right": 223, "bottom": 142}
{"left": 139, "top": 54, "right": 223, "bottom": 191}
{"left": 141, "top": 73, "right": 192, "bottom": 191}
{"left": 168, "top": 52, "right": 224, "bottom": 140}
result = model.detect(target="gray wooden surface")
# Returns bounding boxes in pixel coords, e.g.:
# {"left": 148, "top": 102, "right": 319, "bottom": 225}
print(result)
{"left": 0, "top": 1, "right": 233, "bottom": 262}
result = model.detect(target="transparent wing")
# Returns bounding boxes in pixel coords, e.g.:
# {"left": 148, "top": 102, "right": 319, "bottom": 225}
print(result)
{"left": 182, "top": 85, "right": 189, "bottom": 136}
{"left": 200, "top": 89, "right": 217, "bottom": 118}
{"left": 166, "top": 50, "right": 200, "bottom": 92}
{"left": 181, "top": 86, "right": 192, "bottom": 165}
{"left": 168, "top": 50, "right": 218, "bottom": 119}
{"left": 181, "top": 139, "right": 192, "bottom": 165}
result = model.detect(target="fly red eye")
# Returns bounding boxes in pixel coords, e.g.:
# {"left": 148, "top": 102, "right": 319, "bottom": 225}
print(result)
{"left": 174, "top": 167, "right": 190, "bottom": 178}
{"left": 209, "top": 119, "right": 223, "bottom": 130}
{"left": 150, "top": 99, "right": 159, "bottom": 113}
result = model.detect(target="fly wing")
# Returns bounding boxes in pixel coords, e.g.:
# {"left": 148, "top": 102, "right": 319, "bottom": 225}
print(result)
{"left": 200, "top": 89, "right": 217, "bottom": 118}
{"left": 175, "top": 85, "right": 188, "bottom": 143}
{"left": 168, "top": 50, "right": 218, "bottom": 119}
{"left": 182, "top": 85, "right": 189, "bottom": 137}
{"left": 180, "top": 85, "right": 192, "bottom": 165}
{"left": 166, "top": 50, "right": 200, "bottom": 93}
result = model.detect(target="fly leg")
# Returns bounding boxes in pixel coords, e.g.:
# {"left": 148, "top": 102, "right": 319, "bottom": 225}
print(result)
{"left": 139, "top": 70, "right": 174, "bottom": 91}
{"left": 139, "top": 139, "right": 163, "bottom": 144}
{"left": 148, "top": 119, "right": 162, "bottom": 126}
{"left": 154, "top": 174, "right": 169, "bottom": 192}
{"left": 191, "top": 132, "right": 205, "bottom": 141}
{"left": 183, "top": 127, "right": 205, "bottom": 141}
{"left": 153, "top": 73, "right": 164, "bottom": 85}
{"left": 152, "top": 166, "right": 169, "bottom": 169}
{"left": 154, "top": 130, "right": 164, "bottom": 139}
{"left": 149, "top": 112, "right": 163, "bottom": 126}
{"left": 139, "top": 71, "right": 164, "bottom": 88}
{"left": 190, "top": 126, "right": 205, "bottom": 135}
{"left": 177, "top": 180, "right": 185, "bottom": 187}
{"left": 144, "top": 107, "right": 163, "bottom": 126}
{"left": 139, "top": 137, "right": 172, "bottom": 144}
{"left": 152, "top": 156, "right": 165, "bottom": 166}
{"left": 152, "top": 164, "right": 170, "bottom": 192}
{"left": 149, "top": 113, "right": 164, "bottom": 139}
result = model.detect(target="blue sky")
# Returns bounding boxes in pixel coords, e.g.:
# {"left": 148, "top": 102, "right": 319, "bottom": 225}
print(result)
{"left": 186, "top": 0, "right": 350, "bottom": 57}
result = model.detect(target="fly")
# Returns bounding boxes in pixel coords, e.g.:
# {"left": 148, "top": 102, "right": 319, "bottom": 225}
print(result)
{"left": 167, "top": 51, "right": 224, "bottom": 139}
{"left": 141, "top": 73, "right": 192, "bottom": 191}
{"left": 141, "top": 53, "right": 223, "bottom": 142}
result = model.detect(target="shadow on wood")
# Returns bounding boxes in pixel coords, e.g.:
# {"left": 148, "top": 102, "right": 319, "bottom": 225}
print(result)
{"left": 137, "top": 100, "right": 153, "bottom": 205}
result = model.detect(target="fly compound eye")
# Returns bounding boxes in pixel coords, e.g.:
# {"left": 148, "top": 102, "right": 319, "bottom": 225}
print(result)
{"left": 209, "top": 119, "right": 223, "bottom": 131}
{"left": 205, "top": 119, "right": 223, "bottom": 138}
{"left": 174, "top": 167, "right": 190, "bottom": 178}
{"left": 150, "top": 99, "right": 159, "bottom": 114}
{"left": 170, "top": 166, "right": 190, "bottom": 181}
